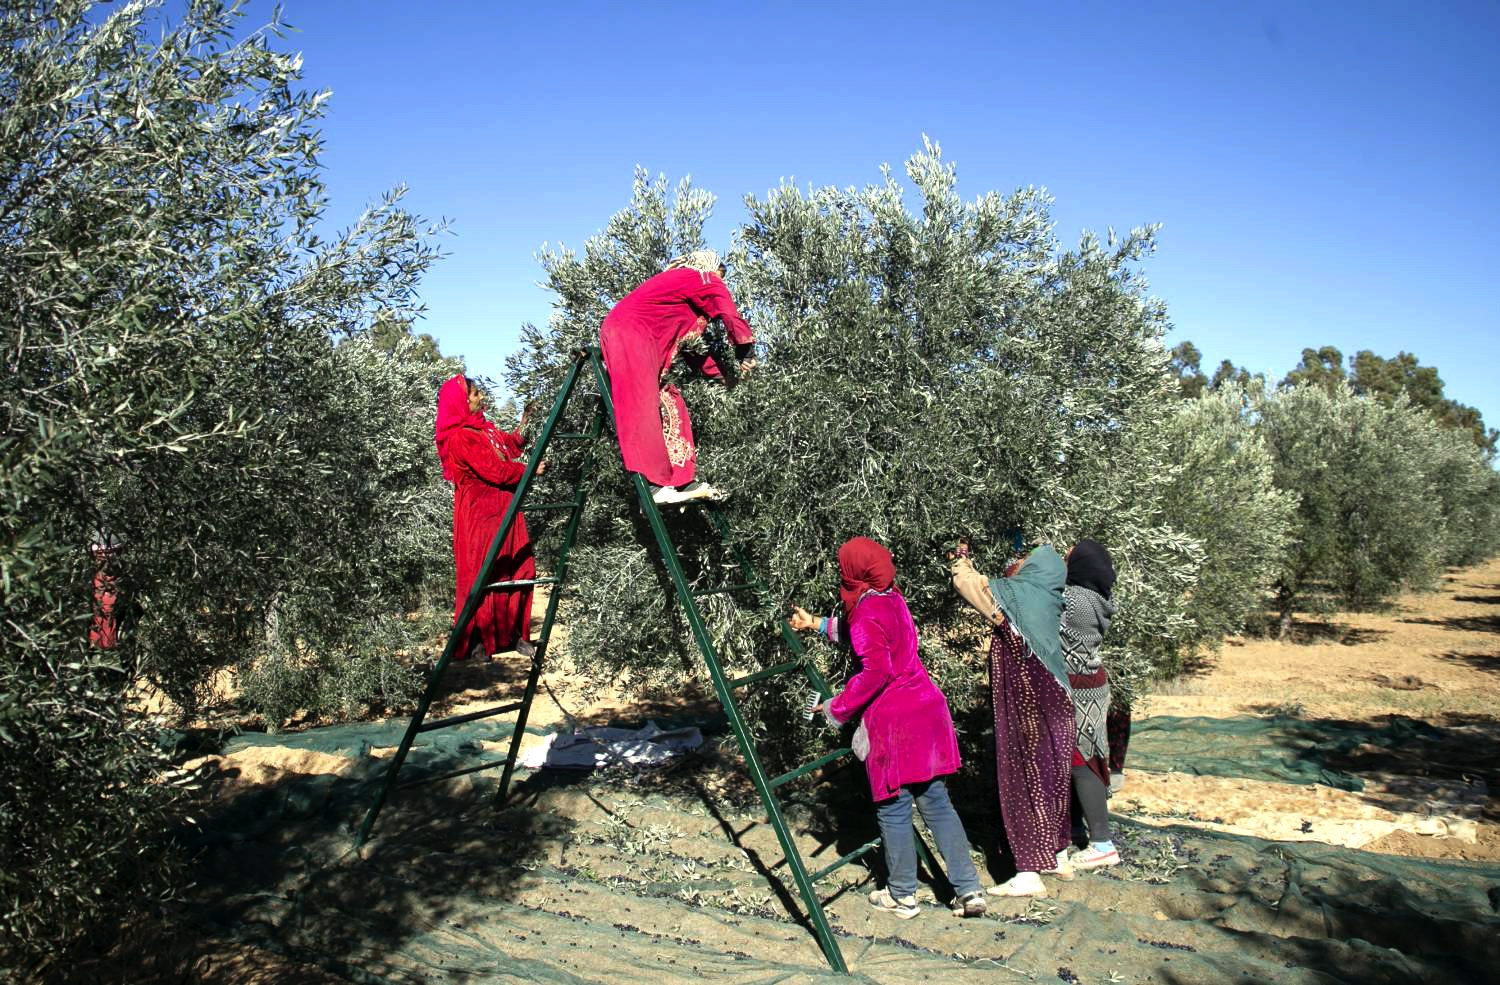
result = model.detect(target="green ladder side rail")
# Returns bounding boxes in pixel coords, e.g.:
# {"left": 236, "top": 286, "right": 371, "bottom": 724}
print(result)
{"left": 585, "top": 347, "right": 948, "bottom": 975}
{"left": 360, "top": 347, "right": 948, "bottom": 974}
{"left": 357, "top": 353, "right": 604, "bottom": 846}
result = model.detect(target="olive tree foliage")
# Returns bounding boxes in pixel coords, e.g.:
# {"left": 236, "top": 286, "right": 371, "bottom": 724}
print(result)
{"left": 1256, "top": 383, "right": 1446, "bottom": 634}
{"left": 1404, "top": 408, "right": 1500, "bottom": 569}
{"left": 507, "top": 142, "right": 1198, "bottom": 758}
{"left": 1155, "top": 382, "right": 1297, "bottom": 656}
{"left": 1, "top": 1, "right": 443, "bottom": 966}
{"left": 236, "top": 333, "right": 461, "bottom": 727}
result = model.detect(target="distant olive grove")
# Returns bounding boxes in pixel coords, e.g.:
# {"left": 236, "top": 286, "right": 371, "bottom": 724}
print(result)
{"left": 3, "top": 2, "right": 1497, "bottom": 975}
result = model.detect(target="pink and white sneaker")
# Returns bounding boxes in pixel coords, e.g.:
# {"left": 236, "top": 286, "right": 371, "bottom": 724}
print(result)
{"left": 1072, "top": 845, "right": 1120, "bottom": 870}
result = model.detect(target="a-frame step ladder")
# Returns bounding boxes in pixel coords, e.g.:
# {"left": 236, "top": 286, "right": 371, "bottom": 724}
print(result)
{"left": 358, "top": 347, "right": 947, "bottom": 974}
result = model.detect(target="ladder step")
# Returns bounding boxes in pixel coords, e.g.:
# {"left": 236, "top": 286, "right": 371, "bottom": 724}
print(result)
{"left": 526, "top": 501, "right": 580, "bottom": 512}
{"left": 728, "top": 659, "right": 804, "bottom": 690}
{"left": 808, "top": 837, "right": 882, "bottom": 883}
{"left": 553, "top": 432, "right": 594, "bottom": 440}
{"left": 691, "top": 581, "right": 758, "bottom": 598}
{"left": 398, "top": 757, "right": 510, "bottom": 789}
{"left": 417, "top": 701, "right": 524, "bottom": 733}
{"left": 486, "top": 577, "right": 559, "bottom": 591}
{"left": 769, "top": 747, "right": 853, "bottom": 789}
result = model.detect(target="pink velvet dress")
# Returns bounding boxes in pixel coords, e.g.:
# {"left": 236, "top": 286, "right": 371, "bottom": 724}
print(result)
{"left": 598, "top": 268, "right": 752, "bottom": 487}
{"left": 827, "top": 591, "right": 962, "bottom": 803}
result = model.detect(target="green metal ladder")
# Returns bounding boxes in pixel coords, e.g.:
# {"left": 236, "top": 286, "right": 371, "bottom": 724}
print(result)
{"left": 358, "top": 347, "right": 947, "bottom": 974}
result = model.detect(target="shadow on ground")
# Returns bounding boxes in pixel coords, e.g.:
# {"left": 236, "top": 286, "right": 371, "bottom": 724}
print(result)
{"left": 66, "top": 714, "right": 1500, "bottom": 985}
{"left": 1402, "top": 613, "right": 1500, "bottom": 634}
{"left": 1286, "top": 620, "right": 1392, "bottom": 645}
{"left": 1440, "top": 649, "right": 1500, "bottom": 678}
{"left": 1127, "top": 712, "right": 1500, "bottom": 813}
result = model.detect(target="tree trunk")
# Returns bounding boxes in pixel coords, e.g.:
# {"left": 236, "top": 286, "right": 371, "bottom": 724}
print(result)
{"left": 1276, "top": 583, "right": 1294, "bottom": 640}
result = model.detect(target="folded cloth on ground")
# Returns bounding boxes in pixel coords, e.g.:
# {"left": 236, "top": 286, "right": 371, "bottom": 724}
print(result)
{"left": 519, "top": 720, "right": 704, "bottom": 770}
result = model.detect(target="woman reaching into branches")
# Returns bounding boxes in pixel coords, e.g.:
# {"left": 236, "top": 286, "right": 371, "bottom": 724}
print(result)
{"left": 599, "top": 249, "right": 755, "bottom": 505}
{"left": 789, "top": 537, "right": 988, "bottom": 919}
{"left": 950, "top": 539, "right": 1074, "bottom": 897}
{"left": 434, "top": 375, "right": 540, "bottom": 659}
{"left": 1060, "top": 539, "right": 1122, "bottom": 870}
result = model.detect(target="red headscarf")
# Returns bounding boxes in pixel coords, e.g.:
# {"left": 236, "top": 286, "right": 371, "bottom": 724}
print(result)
{"left": 837, "top": 537, "right": 896, "bottom": 618}
{"left": 435, "top": 374, "right": 497, "bottom": 482}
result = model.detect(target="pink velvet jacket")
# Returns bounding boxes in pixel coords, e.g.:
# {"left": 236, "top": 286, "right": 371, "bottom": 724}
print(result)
{"left": 826, "top": 591, "right": 962, "bottom": 802}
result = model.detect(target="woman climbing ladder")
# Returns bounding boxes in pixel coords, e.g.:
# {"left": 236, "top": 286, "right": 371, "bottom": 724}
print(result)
{"left": 599, "top": 249, "right": 756, "bottom": 505}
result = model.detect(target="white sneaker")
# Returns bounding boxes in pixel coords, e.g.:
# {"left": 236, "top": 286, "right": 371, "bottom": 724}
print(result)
{"left": 1044, "top": 849, "right": 1076, "bottom": 881}
{"left": 1072, "top": 845, "right": 1120, "bottom": 870}
{"left": 986, "top": 872, "right": 1047, "bottom": 897}
{"left": 868, "top": 888, "right": 920, "bottom": 918}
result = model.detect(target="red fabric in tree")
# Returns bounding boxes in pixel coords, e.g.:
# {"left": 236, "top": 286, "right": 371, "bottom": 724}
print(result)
{"left": 599, "top": 268, "right": 753, "bottom": 486}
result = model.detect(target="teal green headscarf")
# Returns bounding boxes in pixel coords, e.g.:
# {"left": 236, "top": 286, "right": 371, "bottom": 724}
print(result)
{"left": 989, "top": 545, "right": 1069, "bottom": 692}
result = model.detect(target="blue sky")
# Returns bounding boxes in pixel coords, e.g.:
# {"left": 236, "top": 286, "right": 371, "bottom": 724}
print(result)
{"left": 269, "top": 1, "right": 1497, "bottom": 424}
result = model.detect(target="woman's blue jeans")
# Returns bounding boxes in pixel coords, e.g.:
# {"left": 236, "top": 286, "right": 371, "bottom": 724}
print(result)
{"left": 874, "top": 777, "right": 981, "bottom": 898}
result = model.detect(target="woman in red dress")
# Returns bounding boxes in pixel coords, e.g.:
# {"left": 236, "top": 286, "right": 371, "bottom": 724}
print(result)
{"left": 599, "top": 250, "right": 755, "bottom": 505}
{"left": 434, "top": 375, "right": 537, "bottom": 659}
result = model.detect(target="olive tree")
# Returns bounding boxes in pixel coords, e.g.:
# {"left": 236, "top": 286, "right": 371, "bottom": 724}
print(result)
{"left": 1257, "top": 383, "right": 1445, "bottom": 634}
{"left": 1, "top": 1, "right": 443, "bottom": 966}
{"left": 507, "top": 142, "right": 1199, "bottom": 759}
{"left": 1156, "top": 381, "right": 1297, "bottom": 655}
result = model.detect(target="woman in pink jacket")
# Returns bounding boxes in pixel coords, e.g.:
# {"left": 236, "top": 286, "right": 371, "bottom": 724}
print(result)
{"left": 789, "top": 537, "right": 987, "bottom": 919}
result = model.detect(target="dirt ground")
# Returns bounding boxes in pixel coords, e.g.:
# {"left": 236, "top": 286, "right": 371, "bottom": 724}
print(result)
{"left": 81, "top": 561, "right": 1500, "bottom": 984}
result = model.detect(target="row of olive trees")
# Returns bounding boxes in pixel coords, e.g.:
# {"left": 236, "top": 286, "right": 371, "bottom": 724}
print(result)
{"left": 1162, "top": 351, "right": 1500, "bottom": 643}
{"left": 508, "top": 149, "right": 1198, "bottom": 765}
{"left": 1258, "top": 382, "right": 1500, "bottom": 634}
{"left": 1, "top": 2, "right": 456, "bottom": 972}
{"left": 507, "top": 153, "right": 1500, "bottom": 766}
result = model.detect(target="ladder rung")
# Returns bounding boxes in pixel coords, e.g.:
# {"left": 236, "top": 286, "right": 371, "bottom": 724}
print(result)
{"left": 486, "top": 577, "right": 559, "bottom": 591}
{"left": 526, "top": 501, "right": 579, "bottom": 512}
{"left": 808, "top": 837, "right": 882, "bottom": 883}
{"left": 769, "top": 747, "right": 852, "bottom": 789}
{"left": 417, "top": 701, "right": 523, "bottom": 733}
{"left": 553, "top": 432, "right": 594, "bottom": 439}
{"left": 728, "top": 659, "right": 804, "bottom": 690}
{"left": 398, "top": 757, "right": 509, "bottom": 789}
{"left": 691, "top": 581, "right": 757, "bottom": 598}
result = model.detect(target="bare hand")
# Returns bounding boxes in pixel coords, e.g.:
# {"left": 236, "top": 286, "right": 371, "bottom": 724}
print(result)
{"left": 535, "top": 460, "right": 548, "bottom": 477}
{"left": 520, "top": 398, "right": 542, "bottom": 433}
{"left": 738, "top": 358, "right": 757, "bottom": 377}
{"left": 788, "top": 605, "right": 817, "bottom": 632}
{"left": 946, "top": 537, "right": 971, "bottom": 562}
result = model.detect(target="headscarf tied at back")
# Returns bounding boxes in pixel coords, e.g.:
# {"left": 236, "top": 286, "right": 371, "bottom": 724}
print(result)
{"left": 434, "top": 374, "right": 497, "bottom": 483}
{"left": 665, "top": 249, "right": 721, "bottom": 284}
{"left": 837, "top": 537, "right": 897, "bottom": 619}
{"left": 1066, "top": 538, "right": 1116, "bottom": 599}
{"left": 989, "top": 544, "right": 1070, "bottom": 692}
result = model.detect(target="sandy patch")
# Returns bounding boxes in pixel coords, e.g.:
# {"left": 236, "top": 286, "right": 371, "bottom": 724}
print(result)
{"left": 1118, "top": 769, "right": 1483, "bottom": 851}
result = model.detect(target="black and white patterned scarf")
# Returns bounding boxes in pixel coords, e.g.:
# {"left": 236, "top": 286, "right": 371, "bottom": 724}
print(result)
{"left": 1061, "top": 584, "right": 1117, "bottom": 766}
{"left": 1061, "top": 585, "right": 1114, "bottom": 675}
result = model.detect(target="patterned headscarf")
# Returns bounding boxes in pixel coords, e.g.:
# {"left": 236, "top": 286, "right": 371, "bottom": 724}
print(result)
{"left": 665, "top": 249, "right": 721, "bottom": 281}
{"left": 837, "top": 537, "right": 897, "bottom": 619}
